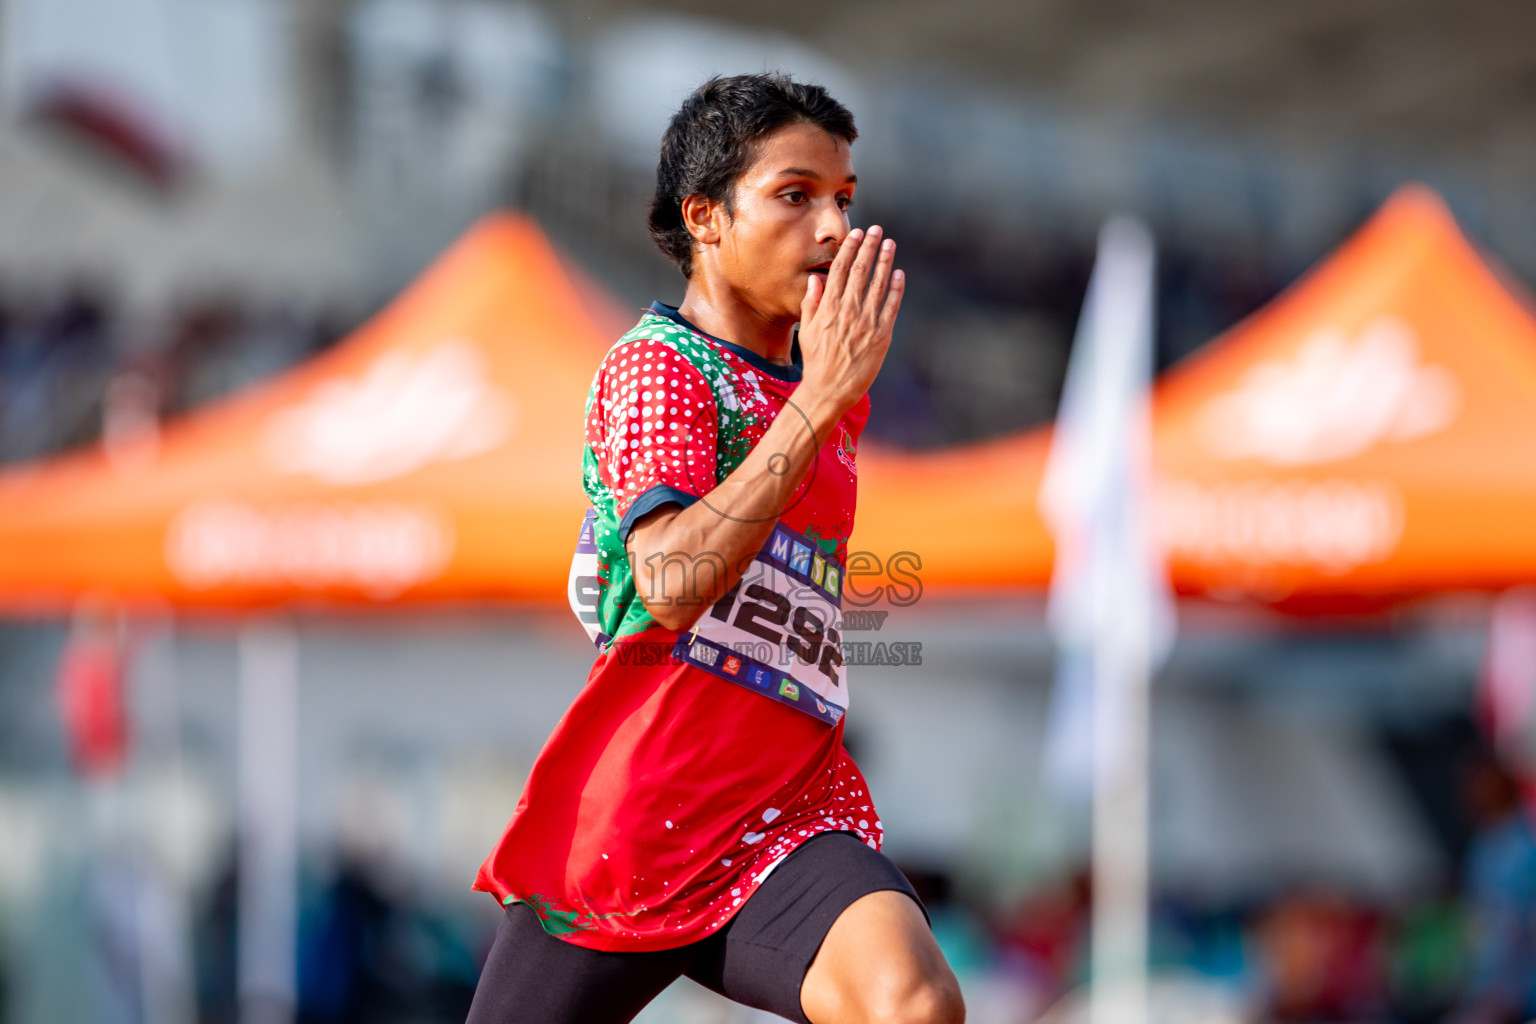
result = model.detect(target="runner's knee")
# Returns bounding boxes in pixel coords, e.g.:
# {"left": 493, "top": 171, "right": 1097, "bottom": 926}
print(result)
{"left": 863, "top": 970, "right": 965, "bottom": 1024}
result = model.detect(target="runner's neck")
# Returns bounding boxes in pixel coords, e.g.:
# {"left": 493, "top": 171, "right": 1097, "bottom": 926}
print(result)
{"left": 649, "top": 302, "right": 803, "bottom": 383}
{"left": 675, "top": 287, "right": 797, "bottom": 369}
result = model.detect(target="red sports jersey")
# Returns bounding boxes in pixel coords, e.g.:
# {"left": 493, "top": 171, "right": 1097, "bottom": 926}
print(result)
{"left": 473, "top": 303, "right": 884, "bottom": 951}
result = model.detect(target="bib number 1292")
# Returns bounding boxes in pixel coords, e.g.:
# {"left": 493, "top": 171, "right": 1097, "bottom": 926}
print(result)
{"left": 674, "top": 522, "right": 849, "bottom": 726}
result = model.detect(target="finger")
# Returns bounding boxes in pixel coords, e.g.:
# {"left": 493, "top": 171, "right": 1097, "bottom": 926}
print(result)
{"left": 821, "top": 227, "right": 864, "bottom": 308}
{"left": 801, "top": 270, "right": 824, "bottom": 324}
{"left": 844, "top": 224, "right": 884, "bottom": 311}
{"left": 862, "top": 238, "right": 897, "bottom": 318}
{"left": 876, "top": 268, "right": 906, "bottom": 337}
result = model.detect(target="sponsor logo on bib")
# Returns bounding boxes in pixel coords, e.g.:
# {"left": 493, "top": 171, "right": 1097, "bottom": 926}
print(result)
{"left": 790, "top": 543, "right": 812, "bottom": 574}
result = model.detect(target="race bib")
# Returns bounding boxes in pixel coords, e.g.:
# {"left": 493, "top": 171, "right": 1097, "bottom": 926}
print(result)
{"left": 568, "top": 508, "right": 610, "bottom": 650}
{"left": 672, "top": 522, "right": 848, "bottom": 726}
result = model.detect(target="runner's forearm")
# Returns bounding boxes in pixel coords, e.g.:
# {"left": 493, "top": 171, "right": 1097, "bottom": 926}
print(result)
{"left": 626, "top": 386, "right": 846, "bottom": 631}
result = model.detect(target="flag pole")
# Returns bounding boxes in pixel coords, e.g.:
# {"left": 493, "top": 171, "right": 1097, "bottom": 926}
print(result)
{"left": 1090, "top": 626, "right": 1150, "bottom": 1024}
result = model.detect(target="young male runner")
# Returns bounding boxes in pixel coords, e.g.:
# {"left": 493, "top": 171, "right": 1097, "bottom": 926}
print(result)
{"left": 468, "top": 73, "right": 964, "bottom": 1024}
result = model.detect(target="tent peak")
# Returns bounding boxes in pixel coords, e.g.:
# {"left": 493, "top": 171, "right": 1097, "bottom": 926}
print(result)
{"left": 1379, "top": 182, "right": 1455, "bottom": 223}
{"left": 1346, "top": 184, "right": 1470, "bottom": 268}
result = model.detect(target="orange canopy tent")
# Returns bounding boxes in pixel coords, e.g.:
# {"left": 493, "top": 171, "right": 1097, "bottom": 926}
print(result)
{"left": 851, "top": 185, "right": 1536, "bottom": 609}
{"left": 1151, "top": 185, "right": 1536, "bottom": 607}
{"left": 0, "top": 213, "right": 630, "bottom": 614}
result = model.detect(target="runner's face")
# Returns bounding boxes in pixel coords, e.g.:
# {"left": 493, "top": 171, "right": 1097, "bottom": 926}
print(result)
{"left": 715, "top": 123, "right": 855, "bottom": 321}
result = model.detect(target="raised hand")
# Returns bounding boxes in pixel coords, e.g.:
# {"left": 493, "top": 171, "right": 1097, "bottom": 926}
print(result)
{"left": 797, "top": 225, "right": 905, "bottom": 418}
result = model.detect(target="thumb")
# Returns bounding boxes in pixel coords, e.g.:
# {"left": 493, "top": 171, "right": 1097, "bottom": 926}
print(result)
{"left": 801, "top": 272, "right": 823, "bottom": 324}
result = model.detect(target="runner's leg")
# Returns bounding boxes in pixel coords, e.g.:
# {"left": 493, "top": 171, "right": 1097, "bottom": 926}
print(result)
{"left": 798, "top": 890, "right": 964, "bottom": 1024}
{"left": 686, "top": 831, "right": 958, "bottom": 1024}
{"left": 465, "top": 901, "right": 697, "bottom": 1024}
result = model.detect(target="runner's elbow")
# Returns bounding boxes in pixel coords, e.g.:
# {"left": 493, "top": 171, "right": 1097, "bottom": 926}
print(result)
{"left": 638, "top": 593, "right": 698, "bottom": 633}
{"left": 630, "top": 566, "right": 705, "bottom": 632}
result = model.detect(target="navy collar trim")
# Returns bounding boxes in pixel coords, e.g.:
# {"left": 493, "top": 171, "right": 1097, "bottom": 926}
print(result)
{"left": 647, "top": 301, "right": 803, "bottom": 382}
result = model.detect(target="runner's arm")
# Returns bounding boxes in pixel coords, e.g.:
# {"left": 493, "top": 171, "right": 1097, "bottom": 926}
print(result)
{"left": 627, "top": 226, "right": 903, "bottom": 632}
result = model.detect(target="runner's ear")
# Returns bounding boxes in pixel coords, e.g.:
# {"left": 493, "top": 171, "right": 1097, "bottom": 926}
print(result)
{"left": 681, "top": 194, "right": 722, "bottom": 247}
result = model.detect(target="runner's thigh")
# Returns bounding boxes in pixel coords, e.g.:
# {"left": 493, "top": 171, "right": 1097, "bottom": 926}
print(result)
{"left": 686, "top": 831, "right": 928, "bottom": 1024}
{"left": 466, "top": 901, "right": 696, "bottom": 1024}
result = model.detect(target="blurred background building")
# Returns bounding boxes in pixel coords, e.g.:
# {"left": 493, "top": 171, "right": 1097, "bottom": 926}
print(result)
{"left": 1, "top": 1, "right": 1535, "bottom": 1022}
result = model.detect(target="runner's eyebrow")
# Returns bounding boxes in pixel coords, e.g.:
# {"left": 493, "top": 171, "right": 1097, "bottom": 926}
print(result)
{"left": 776, "top": 167, "right": 857, "bottom": 185}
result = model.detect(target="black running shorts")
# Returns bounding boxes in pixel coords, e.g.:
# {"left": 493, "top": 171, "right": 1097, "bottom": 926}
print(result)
{"left": 464, "top": 830, "right": 929, "bottom": 1024}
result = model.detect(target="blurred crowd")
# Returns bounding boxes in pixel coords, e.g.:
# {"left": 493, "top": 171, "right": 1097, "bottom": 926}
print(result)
{"left": 848, "top": 211, "right": 1292, "bottom": 448}
{"left": 109, "top": 740, "right": 1519, "bottom": 1024}
{"left": 937, "top": 746, "right": 1535, "bottom": 1024}
{"left": 0, "top": 283, "right": 349, "bottom": 467}
{"left": 192, "top": 853, "right": 481, "bottom": 1024}
{"left": 0, "top": 0, "right": 1505, "bottom": 466}
{"left": 0, "top": 224, "right": 1294, "bottom": 470}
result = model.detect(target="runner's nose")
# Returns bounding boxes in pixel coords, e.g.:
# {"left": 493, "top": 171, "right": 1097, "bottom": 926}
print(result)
{"left": 816, "top": 200, "right": 849, "bottom": 248}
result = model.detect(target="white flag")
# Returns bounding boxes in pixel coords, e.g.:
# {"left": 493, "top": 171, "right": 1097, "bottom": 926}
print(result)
{"left": 1039, "top": 217, "right": 1175, "bottom": 795}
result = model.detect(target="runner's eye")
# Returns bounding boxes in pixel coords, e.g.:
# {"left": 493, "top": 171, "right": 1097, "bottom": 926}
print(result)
{"left": 836, "top": 195, "right": 853, "bottom": 211}
{"left": 782, "top": 190, "right": 808, "bottom": 204}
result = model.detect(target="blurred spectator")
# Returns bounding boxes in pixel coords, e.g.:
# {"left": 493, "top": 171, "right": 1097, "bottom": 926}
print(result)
{"left": 0, "top": 282, "right": 114, "bottom": 463}
{"left": 1389, "top": 885, "right": 1468, "bottom": 1024}
{"left": 1252, "top": 887, "right": 1388, "bottom": 1021}
{"left": 296, "top": 855, "right": 478, "bottom": 1024}
{"left": 298, "top": 857, "right": 394, "bottom": 1024}
{"left": 992, "top": 870, "right": 1090, "bottom": 1006}
{"left": 194, "top": 846, "right": 239, "bottom": 1024}
{"left": 1151, "top": 896, "right": 1250, "bottom": 986}
{"left": 1451, "top": 753, "right": 1536, "bottom": 1024}
{"left": 899, "top": 866, "right": 993, "bottom": 979}
{"left": 55, "top": 605, "right": 130, "bottom": 777}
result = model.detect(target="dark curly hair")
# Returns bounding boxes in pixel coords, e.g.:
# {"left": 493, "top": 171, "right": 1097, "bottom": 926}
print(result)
{"left": 649, "top": 73, "right": 857, "bottom": 278}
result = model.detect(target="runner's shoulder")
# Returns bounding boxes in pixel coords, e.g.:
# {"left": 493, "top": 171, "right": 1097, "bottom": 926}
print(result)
{"left": 600, "top": 309, "right": 720, "bottom": 388}
{"left": 596, "top": 309, "right": 745, "bottom": 414}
